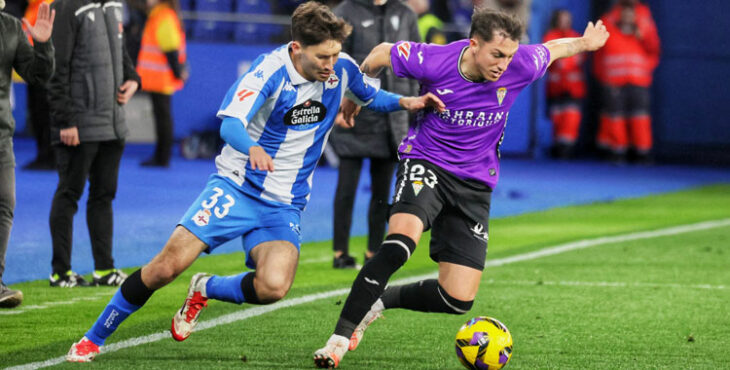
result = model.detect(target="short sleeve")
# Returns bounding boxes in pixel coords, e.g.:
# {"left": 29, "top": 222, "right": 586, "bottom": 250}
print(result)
{"left": 217, "top": 55, "right": 280, "bottom": 124}
{"left": 389, "top": 41, "right": 428, "bottom": 81}
{"left": 521, "top": 44, "right": 551, "bottom": 83}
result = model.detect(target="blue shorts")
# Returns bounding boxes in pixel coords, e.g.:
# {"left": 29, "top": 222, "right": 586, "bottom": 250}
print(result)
{"left": 179, "top": 174, "right": 302, "bottom": 269}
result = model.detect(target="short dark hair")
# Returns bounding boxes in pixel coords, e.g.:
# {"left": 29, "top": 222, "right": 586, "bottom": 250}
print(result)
{"left": 469, "top": 7, "right": 523, "bottom": 42}
{"left": 291, "top": 1, "right": 352, "bottom": 47}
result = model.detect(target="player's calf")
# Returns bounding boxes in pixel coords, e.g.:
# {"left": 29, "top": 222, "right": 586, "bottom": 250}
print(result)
{"left": 66, "top": 269, "right": 154, "bottom": 363}
{"left": 334, "top": 234, "right": 417, "bottom": 338}
{"left": 381, "top": 279, "right": 473, "bottom": 314}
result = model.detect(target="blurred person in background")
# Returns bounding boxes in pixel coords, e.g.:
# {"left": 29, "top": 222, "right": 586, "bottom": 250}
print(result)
{"left": 543, "top": 9, "right": 585, "bottom": 159}
{"left": 329, "top": 0, "right": 420, "bottom": 269}
{"left": 407, "top": 0, "right": 447, "bottom": 45}
{"left": 21, "top": 0, "right": 55, "bottom": 171}
{"left": 47, "top": 0, "right": 140, "bottom": 287}
{"left": 593, "top": 0, "right": 660, "bottom": 164}
{"left": 0, "top": 0, "right": 55, "bottom": 308}
{"left": 137, "top": 0, "right": 187, "bottom": 167}
{"left": 123, "top": 0, "right": 148, "bottom": 65}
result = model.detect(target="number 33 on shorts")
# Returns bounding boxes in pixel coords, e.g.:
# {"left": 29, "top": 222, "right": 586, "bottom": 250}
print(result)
{"left": 192, "top": 187, "right": 235, "bottom": 226}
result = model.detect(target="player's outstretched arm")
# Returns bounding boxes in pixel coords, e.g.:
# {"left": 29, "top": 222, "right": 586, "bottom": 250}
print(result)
{"left": 544, "top": 19, "right": 610, "bottom": 67}
{"left": 399, "top": 92, "right": 445, "bottom": 113}
{"left": 360, "top": 42, "right": 394, "bottom": 77}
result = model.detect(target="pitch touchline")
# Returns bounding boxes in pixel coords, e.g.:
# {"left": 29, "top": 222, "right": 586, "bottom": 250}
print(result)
{"left": 0, "top": 291, "right": 115, "bottom": 316}
{"left": 8, "top": 218, "right": 730, "bottom": 370}
{"left": 484, "top": 279, "right": 727, "bottom": 290}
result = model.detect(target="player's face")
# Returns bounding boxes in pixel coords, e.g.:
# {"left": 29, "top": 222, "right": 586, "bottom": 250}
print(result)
{"left": 291, "top": 39, "right": 342, "bottom": 82}
{"left": 470, "top": 32, "right": 519, "bottom": 82}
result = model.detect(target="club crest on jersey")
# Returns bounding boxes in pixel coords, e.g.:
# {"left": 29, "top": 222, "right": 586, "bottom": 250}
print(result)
{"left": 397, "top": 42, "right": 412, "bottom": 61}
{"left": 497, "top": 87, "right": 507, "bottom": 106}
{"left": 412, "top": 180, "right": 424, "bottom": 196}
{"left": 193, "top": 209, "right": 211, "bottom": 227}
{"left": 325, "top": 74, "right": 339, "bottom": 89}
{"left": 284, "top": 100, "right": 327, "bottom": 130}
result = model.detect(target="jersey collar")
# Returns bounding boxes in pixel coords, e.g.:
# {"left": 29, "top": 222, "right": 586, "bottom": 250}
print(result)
{"left": 282, "top": 42, "right": 310, "bottom": 86}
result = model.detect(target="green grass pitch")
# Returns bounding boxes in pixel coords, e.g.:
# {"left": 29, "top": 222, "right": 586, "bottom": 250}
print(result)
{"left": 2, "top": 185, "right": 729, "bottom": 369}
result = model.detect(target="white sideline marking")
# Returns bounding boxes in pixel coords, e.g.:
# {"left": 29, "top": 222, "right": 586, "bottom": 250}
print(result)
{"left": 0, "top": 292, "right": 114, "bottom": 316}
{"left": 484, "top": 279, "right": 727, "bottom": 290}
{"left": 7, "top": 218, "right": 730, "bottom": 370}
{"left": 299, "top": 256, "right": 331, "bottom": 264}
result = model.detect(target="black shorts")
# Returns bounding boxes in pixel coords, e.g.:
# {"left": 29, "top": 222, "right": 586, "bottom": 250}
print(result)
{"left": 390, "top": 158, "right": 492, "bottom": 270}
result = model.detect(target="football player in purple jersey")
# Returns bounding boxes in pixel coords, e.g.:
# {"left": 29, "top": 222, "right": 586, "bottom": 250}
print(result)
{"left": 314, "top": 7, "right": 609, "bottom": 368}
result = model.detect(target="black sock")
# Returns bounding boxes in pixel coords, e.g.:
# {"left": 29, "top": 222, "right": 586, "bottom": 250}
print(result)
{"left": 120, "top": 269, "right": 155, "bottom": 306}
{"left": 334, "top": 234, "right": 416, "bottom": 338}
{"left": 381, "top": 279, "right": 473, "bottom": 314}
{"left": 240, "top": 271, "right": 261, "bottom": 304}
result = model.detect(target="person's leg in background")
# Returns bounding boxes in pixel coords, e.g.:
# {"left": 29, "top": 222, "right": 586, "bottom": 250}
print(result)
{"left": 87, "top": 139, "right": 126, "bottom": 286}
{"left": 598, "top": 85, "right": 629, "bottom": 163}
{"left": 332, "top": 157, "right": 363, "bottom": 269}
{"left": 365, "top": 158, "right": 396, "bottom": 262}
{"left": 549, "top": 96, "right": 566, "bottom": 157}
{"left": 552, "top": 96, "right": 582, "bottom": 159}
{"left": 626, "top": 84, "right": 653, "bottom": 164}
{"left": 24, "top": 83, "right": 55, "bottom": 170}
{"left": 49, "top": 143, "right": 96, "bottom": 287}
{"left": 0, "top": 164, "right": 22, "bottom": 308}
{"left": 142, "top": 93, "right": 173, "bottom": 167}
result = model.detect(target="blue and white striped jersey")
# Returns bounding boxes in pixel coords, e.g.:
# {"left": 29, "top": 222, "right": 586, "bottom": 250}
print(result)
{"left": 215, "top": 43, "right": 382, "bottom": 210}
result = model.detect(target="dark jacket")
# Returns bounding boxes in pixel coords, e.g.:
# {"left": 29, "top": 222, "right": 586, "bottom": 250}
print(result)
{"left": 0, "top": 12, "right": 55, "bottom": 166}
{"left": 331, "top": 0, "right": 420, "bottom": 159}
{"left": 48, "top": 0, "right": 140, "bottom": 144}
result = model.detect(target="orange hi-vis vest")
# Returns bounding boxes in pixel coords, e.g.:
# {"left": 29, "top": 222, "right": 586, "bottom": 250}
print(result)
{"left": 593, "top": 3, "right": 660, "bottom": 88}
{"left": 543, "top": 28, "right": 586, "bottom": 99}
{"left": 137, "top": 3, "right": 186, "bottom": 94}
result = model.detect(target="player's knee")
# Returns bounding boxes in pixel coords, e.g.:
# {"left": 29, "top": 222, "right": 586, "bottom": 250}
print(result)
{"left": 377, "top": 234, "right": 417, "bottom": 268}
{"left": 439, "top": 284, "right": 474, "bottom": 315}
{"left": 145, "top": 261, "right": 181, "bottom": 288}
{"left": 254, "top": 274, "right": 292, "bottom": 303}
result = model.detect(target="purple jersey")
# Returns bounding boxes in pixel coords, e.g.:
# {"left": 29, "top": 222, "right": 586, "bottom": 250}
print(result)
{"left": 390, "top": 40, "right": 550, "bottom": 189}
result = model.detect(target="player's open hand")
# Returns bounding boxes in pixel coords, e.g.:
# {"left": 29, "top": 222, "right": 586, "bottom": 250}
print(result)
{"left": 582, "top": 20, "right": 610, "bottom": 51}
{"left": 335, "top": 98, "right": 360, "bottom": 128}
{"left": 117, "top": 80, "right": 139, "bottom": 104}
{"left": 400, "top": 92, "right": 446, "bottom": 113}
{"left": 23, "top": 2, "right": 55, "bottom": 43}
{"left": 249, "top": 146, "right": 274, "bottom": 172}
